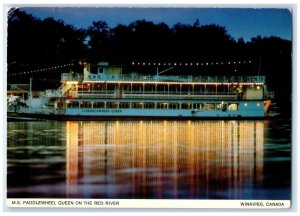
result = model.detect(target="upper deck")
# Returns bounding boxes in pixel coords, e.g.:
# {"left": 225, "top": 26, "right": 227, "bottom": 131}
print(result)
{"left": 58, "top": 64, "right": 270, "bottom": 101}
{"left": 61, "top": 62, "right": 266, "bottom": 84}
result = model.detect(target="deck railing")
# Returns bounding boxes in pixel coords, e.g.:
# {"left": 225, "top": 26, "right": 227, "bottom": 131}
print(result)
{"left": 115, "top": 75, "right": 266, "bottom": 83}
{"left": 76, "top": 92, "right": 238, "bottom": 100}
{"left": 61, "top": 73, "right": 266, "bottom": 84}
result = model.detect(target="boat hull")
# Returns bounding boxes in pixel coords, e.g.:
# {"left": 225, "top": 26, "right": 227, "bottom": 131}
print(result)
{"left": 7, "top": 111, "right": 267, "bottom": 121}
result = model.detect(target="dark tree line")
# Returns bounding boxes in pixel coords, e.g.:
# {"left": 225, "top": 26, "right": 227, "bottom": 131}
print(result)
{"left": 7, "top": 9, "right": 292, "bottom": 116}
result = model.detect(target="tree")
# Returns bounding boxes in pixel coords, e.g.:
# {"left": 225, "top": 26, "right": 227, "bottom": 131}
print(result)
{"left": 193, "top": 19, "right": 200, "bottom": 28}
{"left": 8, "top": 9, "right": 86, "bottom": 88}
{"left": 86, "top": 21, "right": 110, "bottom": 63}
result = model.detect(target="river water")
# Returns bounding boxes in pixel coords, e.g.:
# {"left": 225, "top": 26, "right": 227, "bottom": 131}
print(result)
{"left": 7, "top": 120, "right": 291, "bottom": 199}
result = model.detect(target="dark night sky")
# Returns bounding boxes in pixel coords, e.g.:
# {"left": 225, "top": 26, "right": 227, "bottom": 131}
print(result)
{"left": 22, "top": 7, "right": 292, "bottom": 42}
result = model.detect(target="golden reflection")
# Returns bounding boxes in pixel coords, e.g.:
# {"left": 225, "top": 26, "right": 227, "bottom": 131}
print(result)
{"left": 66, "top": 120, "right": 264, "bottom": 198}
{"left": 66, "top": 121, "right": 79, "bottom": 197}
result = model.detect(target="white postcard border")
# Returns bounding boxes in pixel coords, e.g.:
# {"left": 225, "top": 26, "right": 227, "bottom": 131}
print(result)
{"left": 7, "top": 199, "right": 291, "bottom": 209}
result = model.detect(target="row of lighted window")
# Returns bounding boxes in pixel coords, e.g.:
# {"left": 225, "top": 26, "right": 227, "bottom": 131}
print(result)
{"left": 66, "top": 101, "right": 239, "bottom": 111}
{"left": 76, "top": 84, "right": 259, "bottom": 92}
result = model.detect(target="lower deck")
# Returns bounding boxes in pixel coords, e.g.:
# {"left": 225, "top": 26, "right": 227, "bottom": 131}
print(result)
{"left": 62, "top": 99, "right": 265, "bottom": 118}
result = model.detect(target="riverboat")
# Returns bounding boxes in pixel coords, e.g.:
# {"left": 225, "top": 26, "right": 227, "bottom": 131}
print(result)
{"left": 8, "top": 62, "right": 275, "bottom": 120}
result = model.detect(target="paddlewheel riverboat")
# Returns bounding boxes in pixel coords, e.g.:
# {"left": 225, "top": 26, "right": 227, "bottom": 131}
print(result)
{"left": 8, "top": 62, "right": 275, "bottom": 120}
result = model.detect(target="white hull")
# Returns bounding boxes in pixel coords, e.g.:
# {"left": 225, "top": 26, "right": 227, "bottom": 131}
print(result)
{"left": 65, "top": 109, "right": 264, "bottom": 118}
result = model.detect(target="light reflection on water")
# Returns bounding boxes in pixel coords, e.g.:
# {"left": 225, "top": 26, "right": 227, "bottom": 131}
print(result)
{"left": 7, "top": 120, "right": 291, "bottom": 199}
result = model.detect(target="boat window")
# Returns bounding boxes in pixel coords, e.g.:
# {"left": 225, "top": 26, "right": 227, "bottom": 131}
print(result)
{"left": 120, "top": 84, "right": 131, "bottom": 92}
{"left": 193, "top": 103, "right": 203, "bottom": 110}
{"left": 157, "top": 102, "right": 168, "bottom": 109}
{"left": 181, "top": 85, "right": 191, "bottom": 94}
{"left": 106, "top": 102, "right": 118, "bottom": 109}
{"left": 119, "top": 102, "right": 130, "bottom": 109}
{"left": 218, "top": 85, "right": 229, "bottom": 93}
{"left": 194, "top": 85, "right": 205, "bottom": 93}
{"left": 216, "top": 103, "right": 223, "bottom": 110}
{"left": 144, "top": 102, "right": 155, "bottom": 109}
{"left": 93, "top": 102, "right": 105, "bottom": 108}
{"left": 169, "top": 84, "right": 180, "bottom": 93}
{"left": 181, "top": 103, "right": 192, "bottom": 109}
{"left": 80, "top": 101, "right": 92, "bottom": 108}
{"left": 98, "top": 68, "right": 104, "bottom": 73}
{"left": 169, "top": 103, "right": 180, "bottom": 109}
{"left": 206, "top": 85, "right": 216, "bottom": 94}
{"left": 228, "top": 103, "right": 238, "bottom": 111}
{"left": 144, "top": 84, "right": 155, "bottom": 92}
{"left": 78, "top": 84, "right": 89, "bottom": 92}
{"left": 132, "top": 84, "right": 143, "bottom": 93}
{"left": 67, "top": 101, "right": 79, "bottom": 108}
{"left": 107, "top": 83, "right": 116, "bottom": 91}
{"left": 132, "top": 102, "right": 143, "bottom": 109}
{"left": 203, "top": 103, "right": 215, "bottom": 110}
{"left": 156, "top": 84, "right": 167, "bottom": 92}
{"left": 94, "top": 83, "right": 105, "bottom": 91}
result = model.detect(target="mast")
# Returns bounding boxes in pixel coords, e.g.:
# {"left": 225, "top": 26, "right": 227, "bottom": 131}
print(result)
{"left": 155, "top": 67, "right": 174, "bottom": 81}
{"left": 29, "top": 77, "right": 32, "bottom": 110}
{"left": 258, "top": 56, "right": 262, "bottom": 76}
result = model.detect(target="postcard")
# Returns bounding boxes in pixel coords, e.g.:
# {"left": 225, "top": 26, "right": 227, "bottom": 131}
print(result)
{"left": 5, "top": 5, "right": 293, "bottom": 210}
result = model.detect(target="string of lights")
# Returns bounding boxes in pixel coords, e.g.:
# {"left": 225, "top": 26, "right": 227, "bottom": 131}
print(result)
{"left": 8, "top": 60, "right": 254, "bottom": 77}
{"left": 8, "top": 63, "right": 73, "bottom": 77}
{"left": 34, "top": 77, "right": 61, "bottom": 83}
{"left": 131, "top": 60, "right": 253, "bottom": 66}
